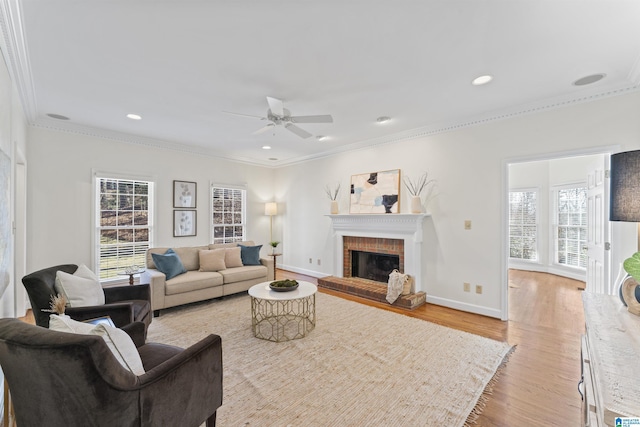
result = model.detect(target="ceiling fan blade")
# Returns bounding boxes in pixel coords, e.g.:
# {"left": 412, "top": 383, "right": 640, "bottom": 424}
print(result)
{"left": 290, "top": 114, "right": 334, "bottom": 124}
{"left": 253, "top": 123, "right": 275, "bottom": 135}
{"left": 284, "top": 123, "right": 312, "bottom": 139}
{"left": 222, "top": 110, "right": 265, "bottom": 120}
{"left": 266, "top": 96, "right": 284, "bottom": 117}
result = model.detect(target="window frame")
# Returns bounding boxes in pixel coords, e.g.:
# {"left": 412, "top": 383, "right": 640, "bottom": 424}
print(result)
{"left": 508, "top": 188, "right": 539, "bottom": 263}
{"left": 210, "top": 183, "right": 247, "bottom": 244}
{"left": 92, "top": 170, "right": 155, "bottom": 283}
{"left": 551, "top": 182, "right": 587, "bottom": 271}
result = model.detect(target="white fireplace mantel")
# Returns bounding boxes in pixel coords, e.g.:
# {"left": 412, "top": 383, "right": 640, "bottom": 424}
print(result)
{"left": 326, "top": 214, "right": 430, "bottom": 292}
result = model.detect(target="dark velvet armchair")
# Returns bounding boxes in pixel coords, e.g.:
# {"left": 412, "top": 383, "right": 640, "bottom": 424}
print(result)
{"left": 0, "top": 319, "right": 223, "bottom": 427}
{"left": 22, "top": 264, "right": 152, "bottom": 331}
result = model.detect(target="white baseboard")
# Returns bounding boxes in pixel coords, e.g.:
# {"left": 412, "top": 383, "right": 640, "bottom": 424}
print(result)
{"left": 277, "top": 264, "right": 328, "bottom": 279}
{"left": 426, "top": 295, "right": 503, "bottom": 320}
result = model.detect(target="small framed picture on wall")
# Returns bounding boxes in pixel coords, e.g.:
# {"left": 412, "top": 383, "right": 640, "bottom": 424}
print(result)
{"left": 174, "top": 210, "right": 196, "bottom": 237}
{"left": 174, "top": 180, "right": 197, "bottom": 208}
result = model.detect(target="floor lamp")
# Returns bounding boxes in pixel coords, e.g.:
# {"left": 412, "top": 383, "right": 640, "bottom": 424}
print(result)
{"left": 265, "top": 202, "right": 277, "bottom": 243}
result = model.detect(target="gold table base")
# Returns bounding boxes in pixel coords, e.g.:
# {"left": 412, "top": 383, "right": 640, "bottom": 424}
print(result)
{"left": 251, "top": 294, "right": 316, "bottom": 342}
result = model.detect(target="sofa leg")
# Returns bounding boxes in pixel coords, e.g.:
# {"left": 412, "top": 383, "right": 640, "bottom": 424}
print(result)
{"left": 153, "top": 310, "right": 160, "bottom": 317}
{"left": 206, "top": 412, "right": 216, "bottom": 427}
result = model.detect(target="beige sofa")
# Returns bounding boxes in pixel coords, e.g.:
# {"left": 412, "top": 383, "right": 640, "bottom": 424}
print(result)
{"left": 141, "top": 241, "right": 273, "bottom": 314}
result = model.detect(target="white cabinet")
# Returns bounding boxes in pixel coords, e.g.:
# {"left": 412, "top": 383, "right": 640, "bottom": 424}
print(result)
{"left": 581, "top": 293, "right": 640, "bottom": 426}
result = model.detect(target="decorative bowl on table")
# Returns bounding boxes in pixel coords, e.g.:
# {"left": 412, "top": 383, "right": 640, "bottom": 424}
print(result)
{"left": 269, "top": 279, "right": 299, "bottom": 292}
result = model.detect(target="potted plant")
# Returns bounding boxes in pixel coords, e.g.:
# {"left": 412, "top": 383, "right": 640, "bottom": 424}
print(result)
{"left": 270, "top": 241, "right": 280, "bottom": 255}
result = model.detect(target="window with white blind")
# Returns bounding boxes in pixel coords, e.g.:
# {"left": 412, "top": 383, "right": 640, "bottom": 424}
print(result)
{"left": 95, "top": 175, "right": 154, "bottom": 281}
{"left": 509, "top": 190, "right": 538, "bottom": 261}
{"left": 211, "top": 185, "right": 246, "bottom": 244}
{"left": 554, "top": 185, "right": 587, "bottom": 269}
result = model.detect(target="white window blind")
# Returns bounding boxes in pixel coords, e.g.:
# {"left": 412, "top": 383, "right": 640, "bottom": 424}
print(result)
{"left": 211, "top": 185, "right": 246, "bottom": 244}
{"left": 509, "top": 190, "right": 538, "bottom": 261}
{"left": 96, "top": 176, "right": 153, "bottom": 281}
{"left": 555, "top": 186, "right": 587, "bottom": 269}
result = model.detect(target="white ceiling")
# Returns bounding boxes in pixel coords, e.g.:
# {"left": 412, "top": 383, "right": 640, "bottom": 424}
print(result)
{"left": 2, "top": 0, "right": 640, "bottom": 166}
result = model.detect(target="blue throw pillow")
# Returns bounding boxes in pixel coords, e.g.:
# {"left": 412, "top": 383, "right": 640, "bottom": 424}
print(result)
{"left": 239, "top": 244, "right": 262, "bottom": 266}
{"left": 151, "top": 248, "right": 187, "bottom": 280}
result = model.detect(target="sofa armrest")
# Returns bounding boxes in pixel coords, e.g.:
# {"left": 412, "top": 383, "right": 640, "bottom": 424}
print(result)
{"left": 260, "top": 257, "right": 275, "bottom": 281}
{"left": 141, "top": 269, "right": 167, "bottom": 311}
{"left": 66, "top": 303, "right": 134, "bottom": 328}
{"left": 104, "top": 283, "right": 150, "bottom": 304}
{"left": 136, "top": 334, "right": 223, "bottom": 426}
{"left": 121, "top": 321, "right": 146, "bottom": 347}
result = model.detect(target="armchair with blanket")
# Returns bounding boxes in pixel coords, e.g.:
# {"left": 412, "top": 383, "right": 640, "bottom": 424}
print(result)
{"left": 0, "top": 318, "right": 223, "bottom": 427}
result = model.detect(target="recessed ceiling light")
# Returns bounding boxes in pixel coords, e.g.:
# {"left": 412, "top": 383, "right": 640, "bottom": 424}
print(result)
{"left": 573, "top": 73, "right": 606, "bottom": 86}
{"left": 47, "top": 113, "right": 70, "bottom": 120}
{"left": 316, "top": 135, "right": 328, "bottom": 141}
{"left": 471, "top": 75, "right": 493, "bottom": 86}
{"left": 269, "top": 158, "right": 278, "bottom": 161}
{"left": 376, "top": 116, "right": 391, "bottom": 124}
{"left": 262, "top": 145, "right": 272, "bottom": 150}
{"left": 126, "top": 113, "right": 142, "bottom": 120}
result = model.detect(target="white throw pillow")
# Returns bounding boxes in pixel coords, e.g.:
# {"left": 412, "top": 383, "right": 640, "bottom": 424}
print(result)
{"left": 49, "top": 314, "right": 95, "bottom": 334}
{"left": 55, "top": 264, "right": 105, "bottom": 307}
{"left": 90, "top": 324, "right": 146, "bottom": 376}
{"left": 49, "top": 314, "right": 145, "bottom": 376}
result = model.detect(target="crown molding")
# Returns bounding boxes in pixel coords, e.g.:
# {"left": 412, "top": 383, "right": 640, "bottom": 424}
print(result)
{"left": 0, "top": 0, "right": 37, "bottom": 122}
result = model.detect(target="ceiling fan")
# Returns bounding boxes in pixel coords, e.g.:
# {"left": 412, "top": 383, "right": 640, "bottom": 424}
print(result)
{"left": 223, "top": 96, "right": 333, "bottom": 139}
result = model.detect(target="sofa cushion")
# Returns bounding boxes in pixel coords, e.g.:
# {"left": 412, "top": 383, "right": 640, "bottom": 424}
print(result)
{"left": 54, "top": 264, "right": 105, "bottom": 307}
{"left": 239, "top": 244, "right": 263, "bottom": 266}
{"left": 165, "top": 271, "right": 224, "bottom": 295}
{"left": 199, "top": 249, "right": 226, "bottom": 272}
{"left": 220, "top": 265, "right": 268, "bottom": 284}
{"left": 152, "top": 249, "right": 187, "bottom": 280}
{"left": 224, "top": 247, "right": 243, "bottom": 268}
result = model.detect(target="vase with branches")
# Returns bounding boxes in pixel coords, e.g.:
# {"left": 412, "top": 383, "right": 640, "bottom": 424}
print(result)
{"left": 325, "top": 183, "right": 340, "bottom": 214}
{"left": 403, "top": 172, "right": 436, "bottom": 213}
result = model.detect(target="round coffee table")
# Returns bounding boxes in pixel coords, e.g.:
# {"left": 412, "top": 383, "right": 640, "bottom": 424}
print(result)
{"left": 248, "top": 281, "right": 317, "bottom": 342}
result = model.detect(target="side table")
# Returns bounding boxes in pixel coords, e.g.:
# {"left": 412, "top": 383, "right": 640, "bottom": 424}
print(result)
{"left": 119, "top": 269, "right": 146, "bottom": 285}
{"left": 270, "top": 253, "right": 281, "bottom": 279}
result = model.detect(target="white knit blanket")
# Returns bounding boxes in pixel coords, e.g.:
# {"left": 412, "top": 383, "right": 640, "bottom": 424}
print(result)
{"left": 386, "top": 269, "right": 407, "bottom": 304}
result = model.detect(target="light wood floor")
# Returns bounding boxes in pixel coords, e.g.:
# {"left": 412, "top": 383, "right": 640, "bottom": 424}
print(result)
{"left": 19, "top": 269, "right": 584, "bottom": 425}
{"left": 279, "top": 268, "right": 586, "bottom": 426}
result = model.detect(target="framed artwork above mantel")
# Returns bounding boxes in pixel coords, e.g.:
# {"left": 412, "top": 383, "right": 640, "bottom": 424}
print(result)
{"left": 350, "top": 169, "right": 400, "bottom": 214}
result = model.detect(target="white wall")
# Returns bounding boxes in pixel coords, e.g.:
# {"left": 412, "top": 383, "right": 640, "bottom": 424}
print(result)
{"left": 275, "top": 92, "right": 640, "bottom": 318}
{"left": 26, "top": 127, "right": 275, "bottom": 276}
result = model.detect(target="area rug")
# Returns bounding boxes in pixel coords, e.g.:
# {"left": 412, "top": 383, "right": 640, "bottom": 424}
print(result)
{"left": 147, "top": 292, "right": 513, "bottom": 427}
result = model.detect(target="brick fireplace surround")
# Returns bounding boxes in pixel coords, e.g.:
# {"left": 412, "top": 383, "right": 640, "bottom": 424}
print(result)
{"left": 342, "top": 236, "right": 404, "bottom": 278}
{"left": 319, "top": 214, "right": 428, "bottom": 310}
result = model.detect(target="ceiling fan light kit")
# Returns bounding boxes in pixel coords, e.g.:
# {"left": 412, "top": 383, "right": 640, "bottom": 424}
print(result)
{"left": 225, "top": 96, "right": 333, "bottom": 139}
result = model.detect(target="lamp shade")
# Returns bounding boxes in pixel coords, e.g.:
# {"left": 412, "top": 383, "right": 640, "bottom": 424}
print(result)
{"left": 265, "top": 202, "right": 278, "bottom": 216}
{"left": 610, "top": 150, "right": 640, "bottom": 221}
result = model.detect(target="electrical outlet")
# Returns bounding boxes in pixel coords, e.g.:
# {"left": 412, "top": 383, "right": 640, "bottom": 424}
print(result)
{"left": 317, "top": 259, "right": 321, "bottom": 266}
{"left": 476, "top": 285, "right": 483, "bottom": 294}
{"left": 463, "top": 282, "right": 470, "bottom": 292}
{"left": 309, "top": 258, "right": 312, "bottom": 264}
{"left": 464, "top": 220, "right": 472, "bottom": 230}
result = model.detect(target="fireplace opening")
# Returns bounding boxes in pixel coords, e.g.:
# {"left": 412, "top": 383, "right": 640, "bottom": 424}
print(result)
{"left": 351, "top": 250, "right": 400, "bottom": 283}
